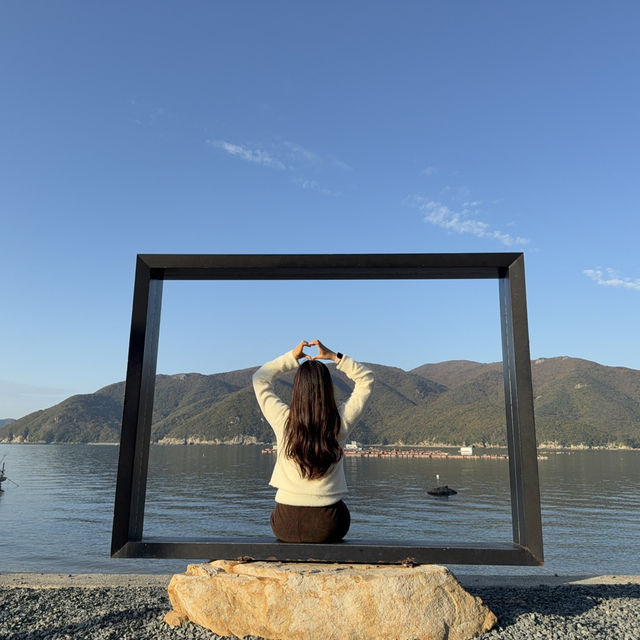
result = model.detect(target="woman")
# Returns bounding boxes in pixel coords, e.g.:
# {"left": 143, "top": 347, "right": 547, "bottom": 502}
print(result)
{"left": 252, "top": 339, "right": 375, "bottom": 543}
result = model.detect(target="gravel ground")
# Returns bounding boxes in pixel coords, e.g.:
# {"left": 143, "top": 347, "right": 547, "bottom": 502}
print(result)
{"left": 472, "top": 583, "right": 640, "bottom": 640}
{"left": 1, "top": 580, "right": 640, "bottom": 639}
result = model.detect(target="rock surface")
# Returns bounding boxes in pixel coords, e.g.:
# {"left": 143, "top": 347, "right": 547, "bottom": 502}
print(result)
{"left": 166, "top": 560, "right": 497, "bottom": 640}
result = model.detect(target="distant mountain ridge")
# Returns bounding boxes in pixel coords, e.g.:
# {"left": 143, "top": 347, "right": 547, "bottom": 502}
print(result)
{"left": 2, "top": 357, "right": 640, "bottom": 447}
{"left": 0, "top": 418, "right": 15, "bottom": 428}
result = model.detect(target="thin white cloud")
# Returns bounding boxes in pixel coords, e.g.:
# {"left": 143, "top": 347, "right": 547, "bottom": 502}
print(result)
{"left": 208, "top": 138, "right": 349, "bottom": 193}
{"left": 208, "top": 140, "right": 286, "bottom": 170}
{"left": 292, "top": 178, "right": 339, "bottom": 196}
{"left": 328, "top": 156, "right": 353, "bottom": 172}
{"left": 584, "top": 268, "right": 640, "bottom": 291}
{"left": 421, "top": 166, "right": 437, "bottom": 177}
{"left": 283, "top": 141, "right": 352, "bottom": 172}
{"left": 283, "top": 140, "right": 321, "bottom": 164}
{"left": 410, "top": 197, "right": 528, "bottom": 247}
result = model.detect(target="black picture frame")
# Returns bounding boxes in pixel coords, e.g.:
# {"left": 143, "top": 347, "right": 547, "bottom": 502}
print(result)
{"left": 111, "top": 253, "right": 543, "bottom": 566}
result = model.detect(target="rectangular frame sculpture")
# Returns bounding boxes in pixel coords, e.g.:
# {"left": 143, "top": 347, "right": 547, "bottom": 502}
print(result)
{"left": 111, "top": 253, "right": 544, "bottom": 566}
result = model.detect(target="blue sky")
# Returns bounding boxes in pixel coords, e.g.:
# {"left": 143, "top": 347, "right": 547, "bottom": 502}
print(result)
{"left": 1, "top": 1, "right": 639, "bottom": 419}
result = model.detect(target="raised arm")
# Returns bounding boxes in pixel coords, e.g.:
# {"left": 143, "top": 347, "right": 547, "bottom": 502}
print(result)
{"left": 307, "top": 339, "right": 375, "bottom": 431}
{"left": 252, "top": 342, "right": 306, "bottom": 437}
{"left": 336, "top": 355, "right": 375, "bottom": 430}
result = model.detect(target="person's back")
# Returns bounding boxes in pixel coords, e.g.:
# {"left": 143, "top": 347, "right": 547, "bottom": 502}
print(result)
{"left": 252, "top": 339, "right": 374, "bottom": 542}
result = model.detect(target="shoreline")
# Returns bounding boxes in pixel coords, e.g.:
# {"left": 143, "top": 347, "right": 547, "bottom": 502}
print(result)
{"left": 3, "top": 571, "right": 640, "bottom": 589}
{"left": 2, "top": 441, "right": 640, "bottom": 451}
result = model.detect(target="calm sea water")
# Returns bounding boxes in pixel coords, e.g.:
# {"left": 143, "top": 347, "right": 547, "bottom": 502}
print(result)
{"left": 1, "top": 444, "right": 638, "bottom": 575}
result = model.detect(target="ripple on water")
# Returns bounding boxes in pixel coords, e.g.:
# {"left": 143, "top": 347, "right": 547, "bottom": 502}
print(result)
{"left": 1, "top": 444, "right": 640, "bottom": 574}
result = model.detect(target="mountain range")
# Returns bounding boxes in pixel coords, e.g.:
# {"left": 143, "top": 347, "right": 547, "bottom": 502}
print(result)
{"left": 2, "top": 356, "right": 640, "bottom": 447}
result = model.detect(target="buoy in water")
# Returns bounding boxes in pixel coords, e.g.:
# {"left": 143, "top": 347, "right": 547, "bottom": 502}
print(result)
{"left": 428, "top": 485, "right": 457, "bottom": 497}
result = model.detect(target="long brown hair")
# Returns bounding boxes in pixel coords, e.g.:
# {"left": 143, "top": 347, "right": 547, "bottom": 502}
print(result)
{"left": 284, "top": 360, "right": 342, "bottom": 479}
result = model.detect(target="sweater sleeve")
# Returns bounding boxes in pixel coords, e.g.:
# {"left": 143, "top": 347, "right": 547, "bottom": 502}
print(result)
{"left": 336, "top": 355, "right": 375, "bottom": 434}
{"left": 252, "top": 350, "right": 300, "bottom": 439}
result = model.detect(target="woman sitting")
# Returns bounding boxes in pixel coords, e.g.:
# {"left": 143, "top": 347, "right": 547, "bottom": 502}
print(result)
{"left": 252, "top": 339, "right": 374, "bottom": 543}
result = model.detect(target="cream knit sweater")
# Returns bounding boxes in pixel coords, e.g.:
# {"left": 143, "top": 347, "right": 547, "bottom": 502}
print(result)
{"left": 252, "top": 350, "right": 375, "bottom": 506}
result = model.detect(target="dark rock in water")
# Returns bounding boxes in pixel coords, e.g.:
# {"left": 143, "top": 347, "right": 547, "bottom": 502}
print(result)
{"left": 428, "top": 485, "right": 457, "bottom": 497}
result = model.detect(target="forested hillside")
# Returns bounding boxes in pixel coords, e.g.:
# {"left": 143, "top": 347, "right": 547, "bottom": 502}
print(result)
{"left": 2, "top": 357, "right": 640, "bottom": 447}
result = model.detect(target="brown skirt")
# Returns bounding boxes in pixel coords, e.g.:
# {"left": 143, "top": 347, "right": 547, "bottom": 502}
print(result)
{"left": 270, "top": 500, "right": 350, "bottom": 543}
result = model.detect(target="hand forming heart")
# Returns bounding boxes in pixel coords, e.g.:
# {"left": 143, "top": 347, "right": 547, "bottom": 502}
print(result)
{"left": 300, "top": 342, "right": 318, "bottom": 359}
{"left": 293, "top": 339, "right": 337, "bottom": 362}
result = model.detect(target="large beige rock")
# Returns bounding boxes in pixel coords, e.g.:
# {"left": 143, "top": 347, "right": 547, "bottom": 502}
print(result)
{"left": 166, "top": 560, "right": 496, "bottom": 640}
